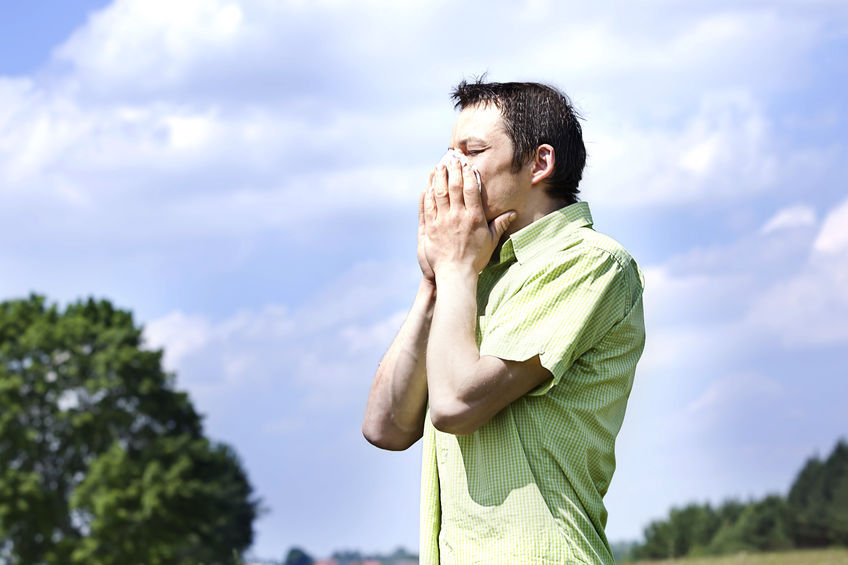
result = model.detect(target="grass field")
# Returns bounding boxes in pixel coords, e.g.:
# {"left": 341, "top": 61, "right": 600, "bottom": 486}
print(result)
{"left": 629, "top": 548, "right": 848, "bottom": 565}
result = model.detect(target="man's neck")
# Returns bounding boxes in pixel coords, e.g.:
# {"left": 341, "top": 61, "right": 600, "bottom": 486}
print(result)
{"left": 503, "top": 197, "right": 571, "bottom": 239}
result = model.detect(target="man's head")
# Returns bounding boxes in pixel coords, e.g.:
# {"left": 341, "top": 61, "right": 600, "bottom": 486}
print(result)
{"left": 451, "top": 79, "right": 586, "bottom": 205}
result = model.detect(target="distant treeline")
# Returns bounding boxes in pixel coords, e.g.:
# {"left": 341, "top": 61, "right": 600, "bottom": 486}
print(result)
{"left": 617, "top": 439, "right": 848, "bottom": 561}
{"left": 281, "top": 546, "right": 418, "bottom": 565}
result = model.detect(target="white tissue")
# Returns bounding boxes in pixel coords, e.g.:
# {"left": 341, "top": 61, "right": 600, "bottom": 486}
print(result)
{"left": 435, "top": 149, "right": 482, "bottom": 192}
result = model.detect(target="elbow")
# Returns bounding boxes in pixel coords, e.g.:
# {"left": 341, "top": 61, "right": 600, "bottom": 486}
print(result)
{"left": 428, "top": 398, "right": 483, "bottom": 436}
{"left": 362, "top": 420, "right": 420, "bottom": 451}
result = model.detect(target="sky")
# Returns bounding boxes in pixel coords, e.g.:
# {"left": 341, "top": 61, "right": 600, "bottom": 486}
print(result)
{"left": 1, "top": 0, "right": 847, "bottom": 560}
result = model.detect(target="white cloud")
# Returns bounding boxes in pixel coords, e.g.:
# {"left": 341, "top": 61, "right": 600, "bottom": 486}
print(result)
{"left": 215, "top": 304, "right": 296, "bottom": 341}
{"left": 633, "top": 196, "right": 847, "bottom": 388}
{"left": 140, "top": 260, "right": 418, "bottom": 405}
{"left": 55, "top": 0, "right": 245, "bottom": 89}
{"left": 341, "top": 310, "right": 407, "bottom": 354}
{"left": 761, "top": 204, "right": 816, "bottom": 234}
{"left": 813, "top": 197, "right": 848, "bottom": 254}
{"left": 641, "top": 265, "right": 758, "bottom": 326}
{"left": 3, "top": 0, "right": 847, "bottom": 555}
{"left": 746, "top": 261, "right": 848, "bottom": 347}
{"left": 638, "top": 196, "right": 848, "bottom": 350}
{"left": 138, "top": 259, "right": 424, "bottom": 557}
{"left": 143, "top": 310, "right": 215, "bottom": 367}
{"left": 1, "top": 0, "right": 841, "bottom": 269}
{"left": 746, "top": 197, "right": 848, "bottom": 346}
{"left": 687, "top": 371, "right": 783, "bottom": 418}
{"left": 533, "top": 9, "right": 818, "bottom": 81}
{"left": 584, "top": 89, "right": 785, "bottom": 207}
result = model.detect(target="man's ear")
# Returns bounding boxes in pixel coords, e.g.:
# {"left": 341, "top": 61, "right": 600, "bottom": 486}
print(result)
{"left": 530, "top": 144, "right": 555, "bottom": 185}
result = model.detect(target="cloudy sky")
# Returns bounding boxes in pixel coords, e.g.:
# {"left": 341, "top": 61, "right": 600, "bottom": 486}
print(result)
{"left": 2, "top": 0, "right": 847, "bottom": 560}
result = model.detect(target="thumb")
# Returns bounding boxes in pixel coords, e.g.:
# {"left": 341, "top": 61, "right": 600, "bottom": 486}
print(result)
{"left": 490, "top": 211, "right": 517, "bottom": 239}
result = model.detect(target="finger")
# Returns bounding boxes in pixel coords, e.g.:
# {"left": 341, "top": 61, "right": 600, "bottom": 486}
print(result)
{"left": 432, "top": 164, "right": 450, "bottom": 213}
{"left": 462, "top": 162, "right": 483, "bottom": 216}
{"left": 419, "top": 190, "right": 426, "bottom": 228}
{"left": 447, "top": 157, "right": 464, "bottom": 209}
{"left": 427, "top": 170, "right": 435, "bottom": 193}
{"left": 424, "top": 182, "right": 438, "bottom": 222}
{"left": 490, "top": 211, "right": 517, "bottom": 241}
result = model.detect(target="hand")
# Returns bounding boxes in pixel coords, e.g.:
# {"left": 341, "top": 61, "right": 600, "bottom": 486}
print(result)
{"left": 417, "top": 171, "right": 436, "bottom": 283}
{"left": 422, "top": 158, "right": 516, "bottom": 276}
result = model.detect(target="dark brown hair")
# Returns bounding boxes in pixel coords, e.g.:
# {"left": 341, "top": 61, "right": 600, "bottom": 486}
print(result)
{"left": 451, "top": 79, "right": 586, "bottom": 204}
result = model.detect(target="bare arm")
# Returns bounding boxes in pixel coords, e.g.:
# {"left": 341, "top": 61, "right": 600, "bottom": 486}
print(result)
{"left": 362, "top": 187, "right": 440, "bottom": 451}
{"left": 423, "top": 159, "right": 551, "bottom": 435}
{"left": 362, "top": 278, "right": 433, "bottom": 451}
{"left": 427, "top": 267, "right": 551, "bottom": 435}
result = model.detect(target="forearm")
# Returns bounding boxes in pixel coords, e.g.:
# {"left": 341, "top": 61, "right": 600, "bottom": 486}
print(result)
{"left": 362, "top": 278, "right": 435, "bottom": 450}
{"left": 427, "top": 267, "right": 487, "bottom": 432}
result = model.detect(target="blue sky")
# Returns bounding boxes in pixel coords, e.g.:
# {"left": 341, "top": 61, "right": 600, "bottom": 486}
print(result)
{"left": 1, "top": 0, "right": 847, "bottom": 560}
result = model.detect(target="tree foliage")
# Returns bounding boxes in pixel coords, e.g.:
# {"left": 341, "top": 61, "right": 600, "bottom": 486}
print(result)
{"left": 788, "top": 440, "right": 848, "bottom": 547}
{"left": 634, "top": 501, "right": 728, "bottom": 559}
{"left": 707, "top": 495, "right": 792, "bottom": 554}
{"left": 284, "top": 546, "right": 315, "bottom": 565}
{"left": 0, "top": 293, "right": 259, "bottom": 564}
{"left": 629, "top": 439, "right": 848, "bottom": 561}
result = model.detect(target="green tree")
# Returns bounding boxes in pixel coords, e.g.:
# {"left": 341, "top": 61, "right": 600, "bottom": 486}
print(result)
{"left": 669, "top": 503, "right": 721, "bottom": 556}
{"left": 788, "top": 439, "right": 848, "bottom": 547}
{"left": 788, "top": 454, "right": 829, "bottom": 546}
{"left": 826, "top": 441, "right": 848, "bottom": 545}
{"left": 634, "top": 517, "right": 674, "bottom": 559}
{"left": 633, "top": 502, "right": 721, "bottom": 559}
{"left": 284, "top": 546, "right": 315, "bottom": 565}
{"left": 707, "top": 495, "right": 792, "bottom": 554}
{"left": 0, "top": 293, "right": 259, "bottom": 564}
{"left": 715, "top": 499, "right": 745, "bottom": 528}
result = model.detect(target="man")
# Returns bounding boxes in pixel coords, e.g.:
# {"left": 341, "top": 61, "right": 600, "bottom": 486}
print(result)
{"left": 363, "top": 80, "right": 645, "bottom": 564}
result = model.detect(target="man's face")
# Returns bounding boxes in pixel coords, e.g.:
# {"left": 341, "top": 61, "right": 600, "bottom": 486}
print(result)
{"left": 448, "top": 103, "right": 531, "bottom": 221}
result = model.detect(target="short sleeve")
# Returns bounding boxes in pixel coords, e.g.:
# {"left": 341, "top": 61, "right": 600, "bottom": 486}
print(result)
{"left": 478, "top": 246, "right": 633, "bottom": 396}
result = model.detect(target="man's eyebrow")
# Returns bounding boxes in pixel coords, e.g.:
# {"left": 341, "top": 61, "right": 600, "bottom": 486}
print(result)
{"left": 455, "top": 136, "right": 488, "bottom": 146}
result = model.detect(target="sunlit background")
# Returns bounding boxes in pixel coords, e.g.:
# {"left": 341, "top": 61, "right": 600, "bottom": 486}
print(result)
{"left": 2, "top": 0, "right": 846, "bottom": 560}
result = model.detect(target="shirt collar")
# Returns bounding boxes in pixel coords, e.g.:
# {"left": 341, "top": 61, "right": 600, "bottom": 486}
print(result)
{"left": 491, "top": 202, "right": 594, "bottom": 266}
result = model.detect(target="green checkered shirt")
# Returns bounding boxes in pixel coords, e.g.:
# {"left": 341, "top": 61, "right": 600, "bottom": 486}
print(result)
{"left": 420, "top": 202, "right": 645, "bottom": 564}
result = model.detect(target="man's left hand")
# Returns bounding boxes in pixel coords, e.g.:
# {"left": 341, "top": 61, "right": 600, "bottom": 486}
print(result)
{"left": 423, "top": 158, "right": 516, "bottom": 276}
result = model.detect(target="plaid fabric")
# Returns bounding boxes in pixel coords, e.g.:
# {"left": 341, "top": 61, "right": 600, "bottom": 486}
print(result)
{"left": 420, "top": 202, "right": 646, "bottom": 564}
